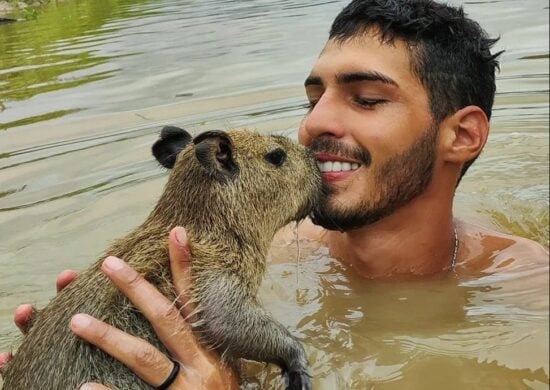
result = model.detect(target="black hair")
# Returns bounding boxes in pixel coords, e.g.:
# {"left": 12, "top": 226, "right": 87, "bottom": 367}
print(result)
{"left": 329, "top": 0, "right": 504, "bottom": 181}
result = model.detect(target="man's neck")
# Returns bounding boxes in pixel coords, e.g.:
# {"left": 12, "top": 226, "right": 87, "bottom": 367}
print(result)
{"left": 325, "top": 193, "right": 457, "bottom": 279}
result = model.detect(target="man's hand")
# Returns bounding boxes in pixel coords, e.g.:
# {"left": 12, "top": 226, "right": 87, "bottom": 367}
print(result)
{"left": 73, "top": 227, "right": 237, "bottom": 389}
{"left": 1, "top": 227, "right": 236, "bottom": 389}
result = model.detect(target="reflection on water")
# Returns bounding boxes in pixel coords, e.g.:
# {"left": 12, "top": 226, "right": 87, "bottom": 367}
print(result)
{"left": 0, "top": 0, "right": 548, "bottom": 388}
{"left": 243, "top": 246, "right": 549, "bottom": 389}
{"left": 0, "top": 0, "right": 155, "bottom": 128}
{"left": 0, "top": 0, "right": 343, "bottom": 129}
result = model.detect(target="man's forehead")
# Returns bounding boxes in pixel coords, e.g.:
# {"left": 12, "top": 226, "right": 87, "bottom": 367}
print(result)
{"left": 309, "top": 36, "right": 413, "bottom": 83}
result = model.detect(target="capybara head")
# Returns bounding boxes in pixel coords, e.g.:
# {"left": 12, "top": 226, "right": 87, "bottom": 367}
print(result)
{"left": 151, "top": 126, "right": 323, "bottom": 240}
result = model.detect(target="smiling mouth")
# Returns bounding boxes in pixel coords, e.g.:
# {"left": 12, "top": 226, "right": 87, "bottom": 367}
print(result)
{"left": 316, "top": 160, "right": 360, "bottom": 173}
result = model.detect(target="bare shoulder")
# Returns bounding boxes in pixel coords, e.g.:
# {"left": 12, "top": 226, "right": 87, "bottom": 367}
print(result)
{"left": 456, "top": 219, "right": 548, "bottom": 274}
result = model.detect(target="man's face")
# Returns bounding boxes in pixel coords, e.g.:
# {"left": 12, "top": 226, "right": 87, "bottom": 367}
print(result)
{"left": 299, "top": 33, "right": 439, "bottom": 230}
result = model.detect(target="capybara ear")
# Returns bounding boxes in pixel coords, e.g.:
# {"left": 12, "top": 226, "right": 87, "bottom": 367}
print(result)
{"left": 193, "top": 130, "right": 239, "bottom": 181}
{"left": 152, "top": 126, "right": 192, "bottom": 169}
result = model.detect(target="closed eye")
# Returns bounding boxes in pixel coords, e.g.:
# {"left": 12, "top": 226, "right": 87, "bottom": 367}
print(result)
{"left": 355, "top": 98, "right": 386, "bottom": 108}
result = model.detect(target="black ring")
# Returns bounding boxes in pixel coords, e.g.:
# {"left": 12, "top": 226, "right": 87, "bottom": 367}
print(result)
{"left": 156, "top": 356, "right": 180, "bottom": 390}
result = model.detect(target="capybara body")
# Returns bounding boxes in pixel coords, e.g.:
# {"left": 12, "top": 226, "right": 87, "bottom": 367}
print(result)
{"left": 2, "top": 128, "right": 321, "bottom": 389}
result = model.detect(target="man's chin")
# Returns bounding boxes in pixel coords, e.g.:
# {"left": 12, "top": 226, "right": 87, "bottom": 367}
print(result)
{"left": 309, "top": 211, "right": 340, "bottom": 231}
{"left": 310, "top": 192, "right": 397, "bottom": 232}
{"left": 310, "top": 207, "right": 376, "bottom": 232}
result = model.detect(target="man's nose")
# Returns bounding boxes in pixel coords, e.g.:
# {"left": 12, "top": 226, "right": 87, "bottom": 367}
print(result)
{"left": 301, "top": 95, "right": 346, "bottom": 140}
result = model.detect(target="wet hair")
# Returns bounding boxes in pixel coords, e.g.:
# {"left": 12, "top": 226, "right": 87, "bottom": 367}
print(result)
{"left": 329, "top": 0, "right": 504, "bottom": 181}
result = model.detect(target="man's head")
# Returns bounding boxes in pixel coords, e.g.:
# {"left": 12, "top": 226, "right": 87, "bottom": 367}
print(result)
{"left": 299, "top": 0, "right": 502, "bottom": 230}
{"left": 330, "top": 0, "right": 503, "bottom": 178}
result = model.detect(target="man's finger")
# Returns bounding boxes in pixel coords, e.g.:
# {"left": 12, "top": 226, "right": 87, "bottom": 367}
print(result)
{"left": 99, "top": 257, "right": 201, "bottom": 365}
{"left": 169, "top": 227, "right": 195, "bottom": 317}
{"left": 14, "top": 304, "right": 34, "bottom": 334}
{"left": 0, "top": 352, "right": 13, "bottom": 376}
{"left": 70, "top": 314, "right": 177, "bottom": 388}
{"left": 56, "top": 269, "right": 79, "bottom": 293}
{"left": 80, "top": 383, "right": 112, "bottom": 390}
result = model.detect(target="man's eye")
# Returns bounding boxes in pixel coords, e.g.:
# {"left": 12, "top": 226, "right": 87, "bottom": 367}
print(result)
{"left": 355, "top": 98, "right": 385, "bottom": 108}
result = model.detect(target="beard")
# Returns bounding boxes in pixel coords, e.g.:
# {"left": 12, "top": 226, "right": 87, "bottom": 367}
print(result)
{"left": 310, "top": 126, "right": 438, "bottom": 231}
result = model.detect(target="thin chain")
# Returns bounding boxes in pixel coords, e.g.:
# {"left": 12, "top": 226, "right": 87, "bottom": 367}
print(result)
{"left": 451, "top": 226, "right": 459, "bottom": 269}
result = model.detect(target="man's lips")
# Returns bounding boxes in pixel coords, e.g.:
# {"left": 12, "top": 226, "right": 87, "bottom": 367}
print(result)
{"left": 315, "top": 153, "right": 361, "bottom": 174}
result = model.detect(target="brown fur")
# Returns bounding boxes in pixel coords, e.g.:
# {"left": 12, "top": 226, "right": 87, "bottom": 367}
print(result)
{"left": 2, "top": 129, "right": 321, "bottom": 390}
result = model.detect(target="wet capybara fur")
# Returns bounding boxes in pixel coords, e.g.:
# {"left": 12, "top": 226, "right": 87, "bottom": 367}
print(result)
{"left": 2, "top": 127, "right": 322, "bottom": 390}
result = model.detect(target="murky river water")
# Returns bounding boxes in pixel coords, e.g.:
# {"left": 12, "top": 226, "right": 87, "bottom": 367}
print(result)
{"left": 0, "top": 0, "right": 548, "bottom": 388}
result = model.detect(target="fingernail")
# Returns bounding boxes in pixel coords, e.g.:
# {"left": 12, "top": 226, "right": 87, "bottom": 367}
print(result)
{"left": 103, "top": 256, "right": 125, "bottom": 272}
{"left": 0, "top": 351, "right": 12, "bottom": 362}
{"left": 174, "top": 226, "right": 187, "bottom": 246}
{"left": 14, "top": 303, "right": 33, "bottom": 318}
{"left": 71, "top": 314, "right": 92, "bottom": 330}
{"left": 80, "top": 384, "right": 96, "bottom": 390}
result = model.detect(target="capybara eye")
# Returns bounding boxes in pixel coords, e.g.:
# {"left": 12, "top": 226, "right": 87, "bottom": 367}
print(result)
{"left": 265, "top": 148, "right": 287, "bottom": 167}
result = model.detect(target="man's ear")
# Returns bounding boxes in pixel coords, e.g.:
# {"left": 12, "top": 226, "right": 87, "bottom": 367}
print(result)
{"left": 193, "top": 130, "right": 239, "bottom": 181}
{"left": 440, "top": 106, "right": 489, "bottom": 164}
{"left": 152, "top": 126, "right": 192, "bottom": 169}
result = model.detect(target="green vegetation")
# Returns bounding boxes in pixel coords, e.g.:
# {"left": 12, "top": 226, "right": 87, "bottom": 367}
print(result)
{"left": 1, "top": 0, "right": 48, "bottom": 20}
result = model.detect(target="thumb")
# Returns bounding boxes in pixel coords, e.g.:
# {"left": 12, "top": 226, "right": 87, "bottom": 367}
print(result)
{"left": 168, "top": 227, "right": 195, "bottom": 317}
{"left": 0, "top": 352, "right": 13, "bottom": 376}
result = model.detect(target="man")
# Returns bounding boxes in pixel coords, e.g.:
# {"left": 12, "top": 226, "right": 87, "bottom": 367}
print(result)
{"left": 291, "top": 0, "right": 548, "bottom": 278}
{"left": 1, "top": 0, "right": 547, "bottom": 388}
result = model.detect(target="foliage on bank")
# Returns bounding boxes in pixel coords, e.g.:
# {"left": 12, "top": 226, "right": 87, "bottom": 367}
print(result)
{"left": 0, "top": 0, "right": 50, "bottom": 19}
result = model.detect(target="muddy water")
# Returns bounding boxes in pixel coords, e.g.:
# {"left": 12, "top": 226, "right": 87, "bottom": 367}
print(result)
{"left": 0, "top": 0, "right": 548, "bottom": 388}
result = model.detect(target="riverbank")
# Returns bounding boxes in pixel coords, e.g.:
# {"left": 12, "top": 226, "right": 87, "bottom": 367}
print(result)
{"left": 0, "top": 0, "right": 48, "bottom": 17}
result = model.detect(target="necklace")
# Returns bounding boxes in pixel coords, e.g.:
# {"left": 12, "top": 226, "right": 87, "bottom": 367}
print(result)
{"left": 451, "top": 226, "right": 459, "bottom": 270}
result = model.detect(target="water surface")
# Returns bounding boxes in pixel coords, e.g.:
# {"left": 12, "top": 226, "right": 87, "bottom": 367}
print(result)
{"left": 0, "top": 0, "right": 548, "bottom": 388}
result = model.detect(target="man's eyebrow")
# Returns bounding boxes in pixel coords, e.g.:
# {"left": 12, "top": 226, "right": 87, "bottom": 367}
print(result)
{"left": 304, "top": 71, "right": 399, "bottom": 88}
{"left": 337, "top": 71, "right": 398, "bottom": 87}
{"left": 304, "top": 75, "right": 323, "bottom": 87}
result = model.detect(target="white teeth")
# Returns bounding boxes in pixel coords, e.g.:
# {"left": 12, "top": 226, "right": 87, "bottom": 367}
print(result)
{"left": 316, "top": 161, "right": 361, "bottom": 173}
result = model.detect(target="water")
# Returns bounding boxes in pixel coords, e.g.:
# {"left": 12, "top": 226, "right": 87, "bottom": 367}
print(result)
{"left": 251, "top": 249, "right": 549, "bottom": 388}
{"left": 0, "top": 0, "right": 548, "bottom": 388}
